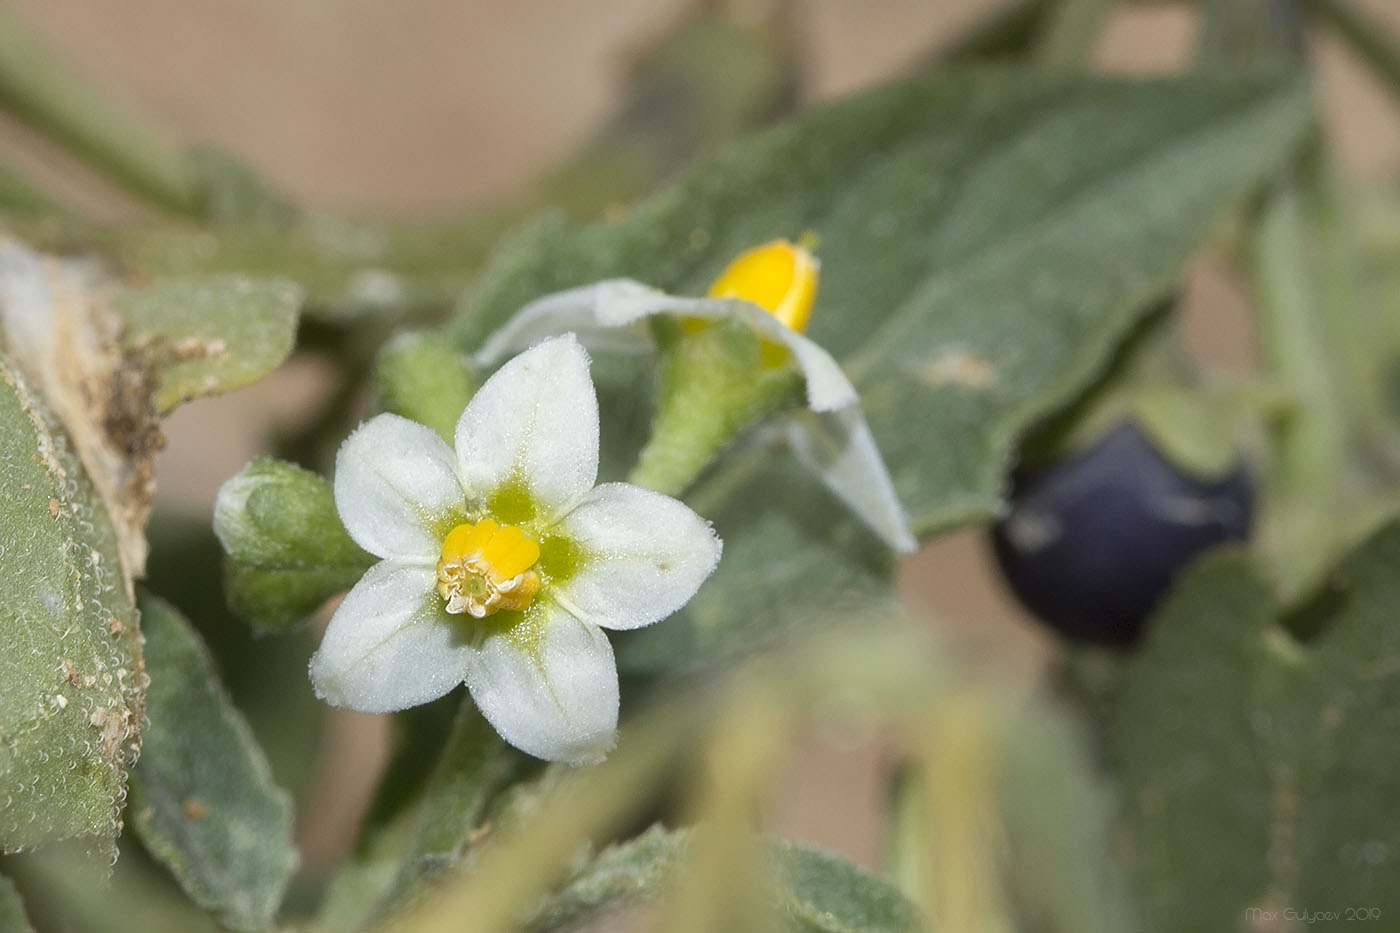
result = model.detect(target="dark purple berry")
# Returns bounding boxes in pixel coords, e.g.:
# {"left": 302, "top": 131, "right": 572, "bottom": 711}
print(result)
{"left": 991, "top": 422, "right": 1254, "bottom": 647}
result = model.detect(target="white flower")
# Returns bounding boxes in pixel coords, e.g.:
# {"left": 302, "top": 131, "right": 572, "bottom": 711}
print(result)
{"left": 309, "top": 334, "right": 722, "bottom": 764}
{"left": 475, "top": 240, "right": 917, "bottom": 553}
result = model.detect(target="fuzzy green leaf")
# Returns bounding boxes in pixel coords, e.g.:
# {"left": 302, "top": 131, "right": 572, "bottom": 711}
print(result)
{"left": 117, "top": 276, "right": 301, "bottom": 414}
{"left": 0, "top": 358, "right": 144, "bottom": 856}
{"left": 213, "top": 457, "right": 373, "bottom": 632}
{"left": 530, "top": 828, "right": 919, "bottom": 932}
{"left": 128, "top": 593, "right": 296, "bottom": 932}
{"left": 452, "top": 71, "right": 1311, "bottom": 536}
{"left": 128, "top": 591, "right": 295, "bottom": 924}
{"left": 769, "top": 840, "right": 921, "bottom": 933}
{"left": 527, "top": 825, "right": 684, "bottom": 930}
{"left": 1113, "top": 522, "right": 1400, "bottom": 929}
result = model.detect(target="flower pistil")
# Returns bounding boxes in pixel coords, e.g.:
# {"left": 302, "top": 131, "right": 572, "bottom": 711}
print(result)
{"left": 436, "top": 519, "right": 541, "bottom": 618}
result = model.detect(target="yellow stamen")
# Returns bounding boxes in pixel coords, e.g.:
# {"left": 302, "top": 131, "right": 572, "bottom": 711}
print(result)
{"left": 437, "top": 520, "right": 541, "bottom": 618}
{"left": 706, "top": 238, "right": 820, "bottom": 334}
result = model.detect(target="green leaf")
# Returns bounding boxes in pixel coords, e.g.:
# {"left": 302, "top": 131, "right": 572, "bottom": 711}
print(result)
{"left": 616, "top": 448, "right": 897, "bottom": 674}
{"left": 526, "top": 825, "right": 684, "bottom": 930}
{"left": 117, "top": 275, "right": 302, "bottom": 414}
{"left": 1251, "top": 174, "right": 1400, "bottom": 604}
{"left": 213, "top": 457, "right": 372, "bottom": 632}
{"left": 769, "top": 839, "right": 921, "bottom": 933}
{"left": 530, "top": 828, "right": 920, "bottom": 932}
{"left": 1112, "top": 522, "right": 1400, "bottom": 929}
{"left": 128, "top": 593, "right": 297, "bottom": 932}
{"left": 0, "top": 875, "right": 34, "bottom": 932}
{"left": 0, "top": 358, "right": 143, "bottom": 856}
{"left": 451, "top": 71, "right": 1311, "bottom": 536}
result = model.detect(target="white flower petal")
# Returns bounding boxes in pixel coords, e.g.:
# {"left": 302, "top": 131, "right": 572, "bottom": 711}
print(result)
{"left": 465, "top": 604, "right": 619, "bottom": 764}
{"left": 309, "top": 562, "right": 470, "bottom": 712}
{"left": 559, "top": 286, "right": 857, "bottom": 411}
{"left": 334, "top": 413, "right": 465, "bottom": 561}
{"left": 782, "top": 407, "right": 917, "bottom": 553}
{"left": 480, "top": 284, "right": 858, "bottom": 413}
{"left": 473, "top": 281, "right": 657, "bottom": 366}
{"left": 550, "top": 483, "right": 722, "bottom": 631}
{"left": 456, "top": 334, "right": 600, "bottom": 519}
{"left": 731, "top": 305, "right": 857, "bottom": 412}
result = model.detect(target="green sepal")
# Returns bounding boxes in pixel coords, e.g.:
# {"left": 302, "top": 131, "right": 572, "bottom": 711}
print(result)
{"left": 375, "top": 330, "right": 477, "bottom": 442}
{"left": 629, "top": 316, "right": 802, "bottom": 496}
{"left": 213, "top": 457, "right": 372, "bottom": 632}
{"left": 528, "top": 827, "right": 921, "bottom": 932}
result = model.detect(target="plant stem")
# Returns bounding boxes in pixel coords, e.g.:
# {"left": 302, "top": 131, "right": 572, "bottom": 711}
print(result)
{"left": 1310, "top": 0, "right": 1400, "bottom": 110}
{"left": 934, "top": 0, "right": 1054, "bottom": 64}
{"left": 0, "top": 157, "right": 64, "bottom": 217}
{"left": 372, "top": 704, "right": 527, "bottom": 920}
{"left": 1035, "top": 0, "right": 1119, "bottom": 69}
{"left": 0, "top": 7, "right": 201, "bottom": 216}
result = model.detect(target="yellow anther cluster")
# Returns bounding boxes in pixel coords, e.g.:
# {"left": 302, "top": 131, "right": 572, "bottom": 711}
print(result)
{"left": 707, "top": 238, "right": 820, "bottom": 334}
{"left": 436, "top": 519, "right": 541, "bottom": 618}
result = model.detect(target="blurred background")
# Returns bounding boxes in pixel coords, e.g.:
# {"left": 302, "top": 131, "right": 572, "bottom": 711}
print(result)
{"left": 4, "top": 0, "right": 1400, "bottom": 886}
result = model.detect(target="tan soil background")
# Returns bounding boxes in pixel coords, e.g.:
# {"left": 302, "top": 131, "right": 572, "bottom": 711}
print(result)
{"left": 4, "top": 0, "right": 1400, "bottom": 877}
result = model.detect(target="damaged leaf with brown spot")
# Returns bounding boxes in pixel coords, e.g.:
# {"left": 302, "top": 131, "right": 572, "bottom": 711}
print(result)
{"left": 0, "top": 238, "right": 161, "bottom": 581}
{"left": 0, "top": 238, "right": 299, "bottom": 860}
{"left": 117, "top": 274, "right": 302, "bottom": 415}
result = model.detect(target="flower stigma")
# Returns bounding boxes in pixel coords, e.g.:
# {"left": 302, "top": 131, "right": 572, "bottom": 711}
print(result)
{"left": 706, "top": 236, "right": 820, "bottom": 333}
{"left": 436, "top": 519, "right": 542, "bottom": 618}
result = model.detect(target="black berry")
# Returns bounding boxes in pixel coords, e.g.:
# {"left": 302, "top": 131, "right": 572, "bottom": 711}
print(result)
{"left": 991, "top": 422, "right": 1254, "bottom": 647}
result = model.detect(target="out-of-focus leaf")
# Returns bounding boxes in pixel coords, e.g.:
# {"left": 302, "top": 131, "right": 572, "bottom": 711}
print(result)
{"left": 117, "top": 276, "right": 302, "bottom": 414}
{"left": 616, "top": 449, "right": 896, "bottom": 674}
{"left": 128, "top": 593, "right": 296, "bottom": 932}
{"left": 1112, "top": 522, "right": 1400, "bottom": 929}
{"left": 1252, "top": 176, "right": 1400, "bottom": 604}
{"left": 529, "top": 828, "right": 919, "bottom": 933}
{"left": 213, "top": 457, "right": 372, "bottom": 632}
{"left": 2, "top": 839, "right": 220, "bottom": 933}
{"left": 996, "top": 693, "right": 1138, "bottom": 933}
{"left": 452, "top": 71, "right": 1311, "bottom": 537}
{"left": 0, "top": 359, "right": 143, "bottom": 856}
{"left": 0, "top": 875, "right": 34, "bottom": 931}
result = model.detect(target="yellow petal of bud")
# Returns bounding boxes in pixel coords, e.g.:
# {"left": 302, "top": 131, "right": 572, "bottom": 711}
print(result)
{"left": 706, "top": 238, "right": 820, "bottom": 334}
